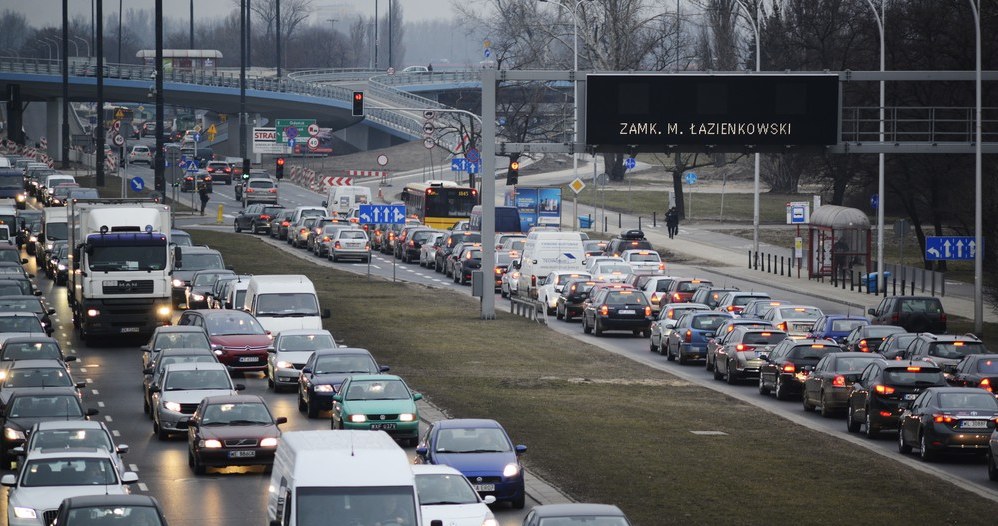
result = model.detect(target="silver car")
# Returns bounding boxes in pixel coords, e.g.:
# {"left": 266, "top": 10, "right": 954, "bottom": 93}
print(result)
{"left": 150, "top": 362, "right": 243, "bottom": 440}
{"left": 649, "top": 303, "right": 711, "bottom": 355}
{"left": 328, "top": 228, "right": 371, "bottom": 263}
{"left": 267, "top": 329, "right": 337, "bottom": 392}
{"left": 17, "top": 420, "right": 129, "bottom": 475}
{"left": 242, "top": 177, "right": 278, "bottom": 206}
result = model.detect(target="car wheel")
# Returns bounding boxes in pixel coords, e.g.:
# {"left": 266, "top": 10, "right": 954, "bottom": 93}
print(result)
{"left": 665, "top": 342, "right": 675, "bottom": 361}
{"left": 331, "top": 253, "right": 338, "bottom": 262}
{"left": 641, "top": 329, "right": 651, "bottom": 338}
{"left": 919, "top": 431, "right": 937, "bottom": 461}
{"left": 818, "top": 392, "right": 834, "bottom": 418}
{"left": 557, "top": 306, "right": 565, "bottom": 320}
{"left": 758, "top": 375, "right": 771, "bottom": 395}
{"left": 593, "top": 318, "right": 603, "bottom": 337}
{"left": 726, "top": 364, "right": 739, "bottom": 385}
{"left": 706, "top": 354, "right": 714, "bottom": 372}
{"left": 267, "top": 372, "right": 275, "bottom": 391}
{"left": 298, "top": 391, "right": 306, "bottom": 412}
{"left": 154, "top": 419, "right": 169, "bottom": 441}
{"left": 649, "top": 338, "right": 657, "bottom": 353}
{"left": 678, "top": 349, "right": 688, "bottom": 365}
{"left": 713, "top": 361, "right": 724, "bottom": 380}
{"left": 190, "top": 449, "right": 206, "bottom": 475}
{"left": 511, "top": 493, "right": 526, "bottom": 510}
{"left": 563, "top": 310, "right": 572, "bottom": 322}
{"left": 306, "top": 399, "right": 319, "bottom": 419}
{"left": 865, "top": 410, "right": 879, "bottom": 438}
{"left": 846, "top": 404, "right": 861, "bottom": 432}
{"left": 234, "top": 220, "right": 241, "bottom": 233}
{"left": 582, "top": 315, "right": 592, "bottom": 334}
{"left": 802, "top": 390, "right": 815, "bottom": 412}
{"left": 143, "top": 395, "right": 150, "bottom": 414}
{"left": 775, "top": 376, "right": 790, "bottom": 400}
{"left": 988, "top": 450, "right": 998, "bottom": 481}
{"left": 898, "top": 428, "right": 912, "bottom": 454}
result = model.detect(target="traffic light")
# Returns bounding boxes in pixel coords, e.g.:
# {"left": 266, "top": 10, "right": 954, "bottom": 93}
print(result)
{"left": 275, "top": 157, "right": 285, "bottom": 180}
{"left": 242, "top": 158, "right": 251, "bottom": 180}
{"left": 352, "top": 91, "right": 364, "bottom": 116}
{"left": 506, "top": 160, "right": 519, "bottom": 185}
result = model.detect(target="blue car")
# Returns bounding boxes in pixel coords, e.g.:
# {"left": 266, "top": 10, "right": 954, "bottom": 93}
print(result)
{"left": 663, "top": 311, "right": 734, "bottom": 364}
{"left": 415, "top": 418, "right": 527, "bottom": 509}
{"left": 807, "top": 315, "right": 869, "bottom": 345}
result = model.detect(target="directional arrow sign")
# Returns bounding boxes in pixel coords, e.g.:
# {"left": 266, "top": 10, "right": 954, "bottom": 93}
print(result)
{"left": 129, "top": 177, "right": 145, "bottom": 192}
{"left": 450, "top": 158, "right": 467, "bottom": 172}
{"left": 925, "top": 236, "right": 977, "bottom": 261}
{"left": 358, "top": 204, "right": 407, "bottom": 225}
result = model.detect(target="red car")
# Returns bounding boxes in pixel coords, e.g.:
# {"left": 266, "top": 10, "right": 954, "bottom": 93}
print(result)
{"left": 177, "top": 310, "right": 271, "bottom": 372}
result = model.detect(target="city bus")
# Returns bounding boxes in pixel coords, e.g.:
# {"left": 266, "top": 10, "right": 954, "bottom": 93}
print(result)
{"left": 400, "top": 181, "right": 478, "bottom": 230}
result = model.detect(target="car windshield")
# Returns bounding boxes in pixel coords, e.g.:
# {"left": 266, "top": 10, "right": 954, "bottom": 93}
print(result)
{"left": 937, "top": 392, "right": 998, "bottom": 410}
{"left": 345, "top": 379, "right": 409, "bottom": 400}
{"left": 248, "top": 180, "right": 274, "bottom": 189}
{"left": 0, "top": 298, "right": 42, "bottom": 314}
{"left": 884, "top": 368, "right": 945, "bottom": 386}
{"left": 182, "top": 253, "right": 224, "bottom": 271}
{"left": 164, "top": 369, "right": 231, "bottom": 390}
{"left": 0, "top": 316, "right": 43, "bottom": 333}
{"left": 205, "top": 313, "right": 264, "bottom": 335}
{"left": 416, "top": 473, "right": 480, "bottom": 505}
{"left": 537, "top": 517, "right": 630, "bottom": 526}
{"left": 153, "top": 332, "right": 211, "bottom": 350}
{"left": 628, "top": 253, "right": 660, "bottom": 262}
{"left": 597, "top": 264, "right": 631, "bottom": 274}
{"left": 21, "top": 458, "right": 118, "bottom": 487}
{"left": 691, "top": 315, "right": 729, "bottom": 330}
{"left": 831, "top": 319, "right": 867, "bottom": 332}
{"left": 741, "top": 332, "right": 786, "bottom": 345}
{"left": 201, "top": 402, "right": 272, "bottom": 425}
{"left": 194, "top": 273, "right": 227, "bottom": 287}
{"left": 172, "top": 232, "right": 193, "bottom": 246}
{"left": 434, "top": 427, "right": 511, "bottom": 453}
{"left": 314, "top": 355, "right": 376, "bottom": 375}
{"left": 976, "top": 359, "right": 998, "bottom": 374}
{"left": 3, "top": 367, "right": 73, "bottom": 388}
{"left": 886, "top": 334, "right": 918, "bottom": 349}
{"left": 31, "top": 428, "right": 113, "bottom": 452}
{"left": 778, "top": 307, "right": 823, "bottom": 320}
{"left": 256, "top": 293, "right": 320, "bottom": 317}
{"left": 928, "top": 342, "right": 986, "bottom": 359}
{"left": 296, "top": 487, "right": 417, "bottom": 526}
{"left": 67, "top": 506, "right": 164, "bottom": 525}
{"left": 157, "top": 355, "right": 216, "bottom": 371}
{"left": 1, "top": 341, "right": 62, "bottom": 361}
{"left": 8, "top": 395, "right": 82, "bottom": 418}
{"left": 279, "top": 334, "right": 335, "bottom": 351}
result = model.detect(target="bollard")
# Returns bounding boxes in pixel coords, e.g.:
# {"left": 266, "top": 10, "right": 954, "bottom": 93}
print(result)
{"left": 849, "top": 270, "right": 854, "bottom": 291}
{"left": 216, "top": 204, "right": 223, "bottom": 224}
{"left": 603, "top": 215, "right": 608, "bottom": 233}
{"left": 780, "top": 257, "right": 784, "bottom": 276}
{"left": 618, "top": 213, "right": 622, "bottom": 228}
{"left": 767, "top": 253, "right": 772, "bottom": 273}
{"left": 653, "top": 212, "right": 657, "bottom": 227}
{"left": 892, "top": 276, "right": 897, "bottom": 296}
{"left": 638, "top": 217, "right": 642, "bottom": 231}
{"left": 748, "top": 251, "right": 752, "bottom": 269}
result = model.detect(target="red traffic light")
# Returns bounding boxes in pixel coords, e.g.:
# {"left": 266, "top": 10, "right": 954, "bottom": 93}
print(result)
{"left": 276, "top": 157, "right": 285, "bottom": 166}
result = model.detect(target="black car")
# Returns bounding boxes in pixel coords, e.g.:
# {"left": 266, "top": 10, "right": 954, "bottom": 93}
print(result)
{"left": 947, "top": 354, "right": 998, "bottom": 392}
{"left": 399, "top": 228, "right": 442, "bottom": 264}
{"left": 899, "top": 332, "right": 987, "bottom": 374}
{"left": 434, "top": 231, "right": 482, "bottom": 273}
{"left": 234, "top": 204, "right": 286, "bottom": 235}
{"left": 0, "top": 296, "right": 56, "bottom": 336}
{"left": 556, "top": 279, "right": 598, "bottom": 321}
{"left": 185, "top": 269, "right": 237, "bottom": 310}
{"left": 581, "top": 287, "right": 653, "bottom": 337}
{"left": 878, "top": 332, "right": 919, "bottom": 360}
{"left": 841, "top": 324, "right": 907, "bottom": 353}
{"left": 181, "top": 394, "right": 286, "bottom": 474}
{"left": 758, "top": 338, "right": 841, "bottom": 400}
{"left": 0, "top": 336, "right": 72, "bottom": 365}
{"left": 297, "top": 348, "right": 389, "bottom": 418}
{"left": 0, "top": 387, "right": 98, "bottom": 469}
{"left": 868, "top": 295, "right": 947, "bottom": 333}
{"left": 604, "top": 229, "right": 653, "bottom": 257}
{"left": 801, "top": 352, "right": 882, "bottom": 417}
{"left": 454, "top": 247, "right": 482, "bottom": 285}
{"left": 205, "top": 160, "right": 234, "bottom": 185}
{"left": 898, "top": 387, "right": 998, "bottom": 460}
{"left": 846, "top": 359, "right": 948, "bottom": 438}
{"left": 270, "top": 209, "right": 295, "bottom": 239}
{"left": 52, "top": 495, "right": 169, "bottom": 526}
{"left": 180, "top": 171, "right": 213, "bottom": 193}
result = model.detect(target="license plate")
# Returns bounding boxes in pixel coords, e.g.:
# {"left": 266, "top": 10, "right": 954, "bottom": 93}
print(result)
{"left": 120, "top": 327, "right": 140, "bottom": 333}
{"left": 370, "top": 423, "right": 396, "bottom": 430}
{"left": 618, "top": 309, "right": 635, "bottom": 315}
{"left": 239, "top": 357, "right": 258, "bottom": 363}
{"left": 960, "top": 420, "right": 988, "bottom": 429}
{"left": 229, "top": 450, "right": 256, "bottom": 458}
{"left": 903, "top": 394, "right": 918, "bottom": 400}
{"left": 473, "top": 484, "right": 496, "bottom": 492}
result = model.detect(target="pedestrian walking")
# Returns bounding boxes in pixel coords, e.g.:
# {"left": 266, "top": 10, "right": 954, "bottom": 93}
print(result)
{"left": 197, "top": 182, "right": 210, "bottom": 216}
{"left": 665, "top": 207, "right": 679, "bottom": 239}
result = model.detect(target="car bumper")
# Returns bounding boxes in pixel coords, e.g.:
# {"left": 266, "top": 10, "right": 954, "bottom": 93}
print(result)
{"left": 216, "top": 351, "right": 269, "bottom": 371}
{"left": 332, "top": 248, "right": 370, "bottom": 259}
{"left": 469, "top": 477, "right": 525, "bottom": 503}
{"left": 308, "top": 390, "right": 336, "bottom": 410}
{"left": 196, "top": 446, "right": 278, "bottom": 467}
{"left": 157, "top": 408, "right": 193, "bottom": 432}
{"left": 822, "top": 388, "right": 851, "bottom": 409}
{"left": 869, "top": 397, "right": 907, "bottom": 429}
{"left": 253, "top": 222, "right": 273, "bottom": 233}
{"left": 924, "top": 424, "right": 994, "bottom": 451}
{"left": 274, "top": 367, "right": 302, "bottom": 385}
{"left": 342, "top": 421, "right": 419, "bottom": 439}
{"left": 597, "top": 316, "right": 652, "bottom": 332}
{"left": 678, "top": 343, "right": 708, "bottom": 359}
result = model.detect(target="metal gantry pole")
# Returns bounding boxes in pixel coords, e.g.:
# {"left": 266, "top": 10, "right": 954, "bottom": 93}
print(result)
{"left": 734, "top": 0, "right": 761, "bottom": 255}
{"left": 969, "top": 0, "right": 983, "bottom": 333}
{"left": 865, "top": 0, "right": 886, "bottom": 297}
{"left": 95, "top": 0, "right": 105, "bottom": 186}
{"left": 276, "top": 0, "right": 281, "bottom": 77}
{"left": 61, "top": 0, "right": 70, "bottom": 169}
{"left": 154, "top": 0, "right": 165, "bottom": 194}
{"left": 481, "top": 67, "right": 497, "bottom": 320}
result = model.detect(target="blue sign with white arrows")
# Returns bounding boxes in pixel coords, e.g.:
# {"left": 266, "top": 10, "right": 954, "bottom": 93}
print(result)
{"left": 358, "top": 204, "right": 407, "bottom": 225}
{"left": 684, "top": 172, "right": 697, "bottom": 185}
{"left": 624, "top": 157, "right": 636, "bottom": 170}
{"left": 129, "top": 177, "right": 145, "bottom": 192}
{"left": 925, "top": 236, "right": 977, "bottom": 261}
{"left": 451, "top": 158, "right": 467, "bottom": 172}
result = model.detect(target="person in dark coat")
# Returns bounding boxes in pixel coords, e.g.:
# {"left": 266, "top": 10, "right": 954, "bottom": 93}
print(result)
{"left": 665, "top": 207, "right": 679, "bottom": 239}
{"left": 197, "top": 182, "right": 210, "bottom": 216}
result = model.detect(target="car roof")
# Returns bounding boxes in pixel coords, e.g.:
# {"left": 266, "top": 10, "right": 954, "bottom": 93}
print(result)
{"left": 25, "top": 447, "right": 116, "bottom": 460}
{"left": 531, "top": 504, "right": 627, "bottom": 518}
{"left": 7, "top": 386, "right": 80, "bottom": 397}
{"left": 162, "top": 362, "right": 227, "bottom": 372}
{"left": 153, "top": 325, "right": 207, "bottom": 333}
{"left": 346, "top": 374, "right": 402, "bottom": 382}
{"left": 200, "top": 394, "right": 267, "bottom": 405}
{"left": 433, "top": 418, "right": 502, "bottom": 430}
{"left": 60, "top": 494, "right": 161, "bottom": 509}
{"left": 275, "top": 329, "right": 333, "bottom": 337}
{"left": 2, "top": 335, "right": 59, "bottom": 345}
{"left": 6, "top": 359, "right": 66, "bottom": 369}
{"left": 179, "top": 245, "right": 221, "bottom": 254}
{"left": 311, "top": 347, "right": 371, "bottom": 357}
{"left": 31, "top": 420, "right": 105, "bottom": 431}
{"left": 412, "top": 464, "right": 464, "bottom": 476}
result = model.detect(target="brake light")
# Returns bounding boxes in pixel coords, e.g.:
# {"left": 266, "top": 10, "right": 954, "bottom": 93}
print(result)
{"left": 735, "top": 344, "right": 748, "bottom": 352}
{"left": 644, "top": 306, "right": 652, "bottom": 316}
{"left": 874, "top": 384, "right": 895, "bottom": 395}
{"left": 673, "top": 293, "right": 682, "bottom": 301}
{"left": 651, "top": 293, "right": 660, "bottom": 305}
{"left": 658, "top": 263, "right": 665, "bottom": 271}
{"left": 281, "top": 220, "right": 290, "bottom": 227}
{"left": 726, "top": 305, "right": 735, "bottom": 312}
{"left": 531, "top": 275, "right": 536, "bottom": 286}
{"left": 932, "top": 414, "right": 954, "bottom": 424}
{"left": 259, "top": 214, "right": 271, "bottom": 220}
{"left": 246, "top": 188, "right": 255, "bottom": 193}
{"left": 782, "top": 363, "right": 795, "bottom": 373}
{"left": 980, "top": 378, "right": 992, "bottom": 392}
{"left": 858, "top": 339, "right": 868, "bottom": 351}
{"left": 206, "top": 167, "right": 215, "bottom": 173}
{"left": 906, "top": 366, "right": 921, "bottom": 372}
{"left": 322, "top": 236, "right": 330, "bottom": 242}
{"left": 495, "top": 267, "right": 502, "bottom": 275}
{"left": 224, "top": 167, "right": 231, "bottom": 173}
{"left": 684, "top": 330, "right": 692, "bottom": 343}
{"left": 268, "top": 188, "right": 277, "bottom": 193}
{"left": 778, "top": 322, "right": 788, "bottom": 332}
{"left": 832, "top": 375, "right": 846, "bottom": 387}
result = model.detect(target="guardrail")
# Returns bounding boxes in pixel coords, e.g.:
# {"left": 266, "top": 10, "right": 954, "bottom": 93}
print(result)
{"left": 509, "top": 296, "right": 546, "bottom": 324}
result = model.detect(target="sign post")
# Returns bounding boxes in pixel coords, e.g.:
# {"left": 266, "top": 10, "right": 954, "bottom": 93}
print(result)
{"left": 358, "top": 204, "right": 407, "bottom": 282}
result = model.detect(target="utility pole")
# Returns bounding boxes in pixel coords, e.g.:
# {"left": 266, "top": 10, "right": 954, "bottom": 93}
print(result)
{"left": 154, "top": 0, "right": 165, "bottom": 193}
{"left": 61, "top": 0, "right": 70, "bottom": 169}
{"left": 276, "top": 0, "right": 281, "bottom": 77}
{"left": 117, "top": 0, "right": 123, "bottom": 63}
{"left": 96, "top": 0, "right": 105, "bottom": 186}
{"left": 189, "top": 0, "right": 194, "bottom": 49}
{"left": 240, "top": 0, "right": 249, "bottom": 176}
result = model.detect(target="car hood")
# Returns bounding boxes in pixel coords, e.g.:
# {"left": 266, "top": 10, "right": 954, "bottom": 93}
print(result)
{"left": 6, "top": 415, "right": 86, "bottom": 431}
{"left": 419, "top": 503, "right": 491, "bottom": 524}
{"left": 275, "top": 351, "right": 314, "bottom": 365}
{"left": 10, "top": 484, "right": 128, "bottom": 511}
{"left": 161, "top": 389, "right": 235, "bottom": 403}
{"left": 344, "top": 399, "right": 416, "bottom": 415}
{"left": 199, "top": 424, "right": 280, "bottom": 440}
{"left": 211, "top": 334, "right": 271, "bottom": 348}
{"left": 256, "top": 317, "right": 322, "bottom": 334}
{"left": 432, "top": 452, "right": 515, "bottom": 476}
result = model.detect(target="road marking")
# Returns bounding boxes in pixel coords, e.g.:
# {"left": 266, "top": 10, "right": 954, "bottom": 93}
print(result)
{"left": 87, "top": 378, "right": 93, "bottom": 383}
{"left": 104, "top": 415, "right": 113, "bottom": 422}
{"left": 137, "top": 482, "right": 149, "bottom": 492}
{"left": 112, "top": 430, "right": 120, "bottom": 437}
{"left": 97, "top": 401, "right": 105, "bottom": 407}
{"left": 91, "top": 389, "right": 99, "bottom": 395}
{"left": 80, "top": 367, "right": 86, "bottom": 373}
{"left": 129, "top": 463, "right": 139, "bottom": 471}
{"left": 370, "top": 265, "right": 381, "bottom": 269}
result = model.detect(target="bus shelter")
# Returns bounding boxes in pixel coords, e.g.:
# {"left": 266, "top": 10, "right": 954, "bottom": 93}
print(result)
{"left": 807, "top": 205, "right": 872, "bottom": 279}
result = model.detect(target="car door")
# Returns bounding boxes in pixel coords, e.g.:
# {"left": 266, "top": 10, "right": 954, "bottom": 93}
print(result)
{"left": 805, "top": 355, "right": 829, "bottom": 403}
{"left": 850, "top": 363, "right": 877, "bottom": 418}
{"left": 950, "top": 357, "right": 971, "bottom": 386}
{"left": 901, "top": 391, "right": 931, "bottom": 443}
{"left": 761, "top": 341, "right": 789, "bottom": 388}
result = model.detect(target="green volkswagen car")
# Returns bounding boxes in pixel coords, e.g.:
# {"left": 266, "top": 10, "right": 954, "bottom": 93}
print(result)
{"left": 330, "top": 374, "right": 422, "bottom": 446}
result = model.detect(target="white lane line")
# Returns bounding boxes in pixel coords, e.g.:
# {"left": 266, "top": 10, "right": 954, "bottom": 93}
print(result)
{"left": 129, "top": 463, "right": 139, "bottom": 471}
{"left": 370, "top": 265, "right": 381, "bottom": 269}
{"left": 69, "top": 349, "right": 77, "bottom": 354}
{"left": 104, "top": 415, "right": 113, "bottom": 422}
{"left": 137, "top": 482, "right": 148, "bottom": 492}
{"left": 112, "top": 430, "right": 121, "bottom": 437}
{"left": 91, "top": 389, "right": 100, "bottom": 395}
{"left": 86, "top": 378, "right": 93, "bottom": 384}
{"left": 97, "top": 401, "right": 105, "bottom": 408}
{"left": 80, "top": 367, "right": 86, "bottom": 373}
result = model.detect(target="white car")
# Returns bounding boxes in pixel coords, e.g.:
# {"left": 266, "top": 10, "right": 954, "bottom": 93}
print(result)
{"left": 413, "top": 464, "right": 497, "bottom": 526}
{"left": 328, "top": 228, "right": 371, "bottom": 263}
{"left": 590, "top": 261, "right": 634, "bottom": 283}
{"left": 267, "top": 329, "right": 337, "bottom": 392}
{"left": 584, "top": 255, "right": 623, "bottom": 274}
{"left": 637, "top": 275, "right": 680, "bottom": 314}
{"left": 126, "top": 144, "right": 152, "bottom": 165}
{"left": 500, "top": 259, "right": 521, "bottom": 298}
{"left": 420, "top": 233, "right": 446, "bottom": 267}
{"left": 2, "top": 449, "right": 139, "bottom": 526}
{"left": 16, "top": 420, "right": 129, "bottom": 476}
{"left": 150, "top": 362, "right": 243, "bottom": 440}
{"left": 762, "top": 305, "right": 824, "bottom": 338}
{"left": 537, "top": 271, "right": 593, "bottom": 315}
{"left": 621, "top": 249, "right": 665, "bottom": 274}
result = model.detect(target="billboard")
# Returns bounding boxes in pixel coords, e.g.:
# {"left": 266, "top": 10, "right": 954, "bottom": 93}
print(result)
{"left": 505, "top": 186, "right": 563, "bottom": 232}
{"left": 585, "top": 74, "right": 840, "bottom": 152}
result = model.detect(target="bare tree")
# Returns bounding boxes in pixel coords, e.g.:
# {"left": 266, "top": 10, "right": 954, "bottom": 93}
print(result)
{"left": 0, "top": 9, "right": 29, "bottom": 55}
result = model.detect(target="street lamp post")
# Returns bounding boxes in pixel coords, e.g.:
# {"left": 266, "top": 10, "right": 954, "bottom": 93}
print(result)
{"left": 967, "top": 0, "right": 982, "bottom": 333}
{"left": 35, "top": 40, "right": 53, "bottom": 60}
{"left": 733, "top": 0, "right": 761, "bottom": 257}
{"left": 863, "top": 0, "right": 886, "bottom": 296}
{"left": 74, "top": 36, "right": 90, "bottom": 58}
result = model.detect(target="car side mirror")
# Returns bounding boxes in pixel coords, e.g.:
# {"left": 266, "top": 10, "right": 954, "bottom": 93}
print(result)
{"left": 332, "top": 393, "right": 343, "bottom": 402}
{"left": 515, "top": 444, "right": 527, "bottom": 454}
{"left": 275, "top": 416, "right": 288, "bottom": 425}
{"left": 116, "top": 444, "right": 129, "bottom": 455}
{"left": 415, "top": 446, "right": 428, "bottom": 456}
{"left": 412, "top": 393, "right": 423, "bottom": 401}
{"left": 64, "top": 356, "right": 77, "bottom": 362}
{"left": 267, "top": 347, "right": 276, "bottom": 353}
{"left": 234, "top": 384, "right": 246, "bottom": 391}
{"left": 301, "top": 367, "right": 311, "bottom": 374}
{"left": 379, "top": 365, "right": 390, "bottom": 372}
{"left": 149, "top": 386, "right": 161, "bottom": 393}
{"left": 76, "top": 382, "right": 87, "bottom": 389}
{"left": 11, "top": 446, "right": 24, "bottom": 457}
{"left": 47, "top": 308, "right": 56, "bottom": 315}
{"left": 867, "top": 308, "right": 877, "bottom": 316}
{"left": 21, "top": 258, "right": 27, "bottom": 264}
{"left": 86, "top": 408, "right": 99, "bottom": 416}
{"left": 1, "top": 474, "right": 15, "bottom": 487}
{"left": 121, "top": 472, "right": 139, "bottom": 484}
{"left": 322, "top": 308, "right": 331, "bottom": 319}
{"left": 139, "top": 345, "right": 150, "bottom": 352}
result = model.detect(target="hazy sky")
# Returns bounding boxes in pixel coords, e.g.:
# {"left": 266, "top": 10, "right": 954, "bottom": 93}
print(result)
{"left": 9, "top": 0, "right": 456, "bottom": 28}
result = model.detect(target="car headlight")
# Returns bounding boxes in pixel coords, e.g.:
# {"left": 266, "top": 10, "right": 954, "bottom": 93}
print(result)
{"left": 45, "top": 242, "right": 54, "bottom": 251}
{"left": 164, "top": 401, "right": 182, "bottom": 413}
{"left": 87, "top": 308, "right": 100, "bottom": 317}
{"left": 29, "top": 235, "right": 37, "bottom": 242}
{"left": 260, "top": 437, "right": 278, "bottom": 447}
{"left": 4, "top": 427, "right": 25, "bottom": 441}
{"left": 275, "top": 361, "right": 294, "bottom": 369}
{"left": 398, "top": 413, "right": 415, "bottom": 422}
{"left": 502, "top": 463, "right": 520, "bottom": 478}
{"left": 157, "top": 306, "right": 172, "bottom": 317}
{"left": 201, "top": 439, "right": 222, "bottom": 448}
{"left": 349, "top": 414, "right": 367, "bottom": 423}
{"left": 482, "top": 518, "right": 499, "bottom": 526}
{"left": 57, "top": 263, "right": 66, "bottom": 271}
{"left": 314, "top": 384, "right": 334, "bottom": 393}
{"left": 191, "top": 293, "right": 204, "bottom": 301}
{"left": 13, "top": 507, "right": 37, "bottom": 519}
{"left": 0, "top": 370, "right": 6, "bottom": 380}
{"left": 172, "top": 279, "right": 185, "bottom": 288}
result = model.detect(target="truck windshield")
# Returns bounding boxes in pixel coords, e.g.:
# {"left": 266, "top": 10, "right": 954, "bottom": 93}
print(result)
{"left": 0, "top": 176, "right": 21, "bottom": 189}
{"left": 256, "top": 293, "right": 320, "bottom": 317}
{"left": 46, "top": 223, "right": 68, "bottom": 241}
{"left": 296, "top": 487, "right": 417, "bottom": 526}
{"left": 89, "top": 246, "right": 167, "bottom": 271}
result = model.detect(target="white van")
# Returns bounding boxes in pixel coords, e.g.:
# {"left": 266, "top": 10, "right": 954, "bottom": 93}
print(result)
{"left": 323, "top": 186, "right": 372, "bottom": 217}
{"left": 516, "top": 230, "right": 586, "bottom": 299}
{"left": 243, "top": 275, "right": 330, "bottom": 333}
{"left": 41, "top": 173, "right": 76, "bottom": 196}
{"left": 267, "top": 430, "right": 422, "bottom": 526}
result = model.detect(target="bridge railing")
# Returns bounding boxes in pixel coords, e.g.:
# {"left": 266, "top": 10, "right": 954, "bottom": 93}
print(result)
{"left": 287, "top": 68, "right": 380, "bottom": 82}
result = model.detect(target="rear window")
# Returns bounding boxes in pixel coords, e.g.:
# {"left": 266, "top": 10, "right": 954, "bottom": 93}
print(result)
{"left": 677, "top": 280, "right": 711, "bottom": 292}
{"left": 788, "top": 345, "right": 836, "bottom": 360}
{"left": 778, "top": 307, "right": 822, "bottom": 320}
{"left": 598, "top": 264, "right": 632, "bottom": 274}
{"left": 628, "top": 253, "right": 660, "bottom": 262}
{"left": 866, "top": 326, "right": 906, "bottom": 337}
{"left": 928, "top": 341, "right": 986, "bottom": 359}
{"left": 832, "top": 356, "right": 877, "bottom": 373}
{"left": 606, "top": 291, "right": 647, "bottom": 305}
{"left": 735, "top": 295, "right": 771, "bottom": 307}
{"left": 742, "top": 331, "right": 786, "bottom": 345}
{"left": 569, "top": 282, "right": 596, "bottom": 295}
{"left": 691, "top": 315, "right": 729, "bottom": 330}
{"left": 977, "top": 359, "right": 998, "bottom": 374}
{"left": 653, "top": 279, "right": 676, "bottom": 292}
{"left": 899, "top": 298, "right": 944, "bottom": 314}
{"left": 937, "top": 392, "right": 998, "bottom": 410}
{"left": 884, "top": 368, "right": 945, "bottom": 386}
{"left": 339, "top": 231, "right": 367, "bottom": 240}
{"left": 249, "top": 180, "right": 274, "bottom": 189}
{"left": 831, "top": 319, "right": 867, "bottom": 332}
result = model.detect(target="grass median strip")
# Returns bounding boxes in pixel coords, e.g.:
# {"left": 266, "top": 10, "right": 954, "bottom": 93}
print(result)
{"left": 193, "top": 229, "right": 997, "bottom": 525}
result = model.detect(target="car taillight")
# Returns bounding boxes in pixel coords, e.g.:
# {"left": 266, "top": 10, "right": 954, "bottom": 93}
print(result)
{"left": 673, "top": 293, "right": 682, "bottom": 301}
{"left": 832, "top": 375, "right": 846, "bottom": 387}
{"left": 409, "top": 240, "right": 415, "bottom": 247}
{"left": 334, "top": 242, "right": 341, "bottom": 249}
{"left": 281, "top": 220, "right": 290, "bottom": 226}
{"left": 684, "top": 329, "right": 692, "bottom": 343}
{"left": 726, "top": 305, "right": 735, "bottom": 312}
{"left": 322, "top": 236, "right": 330, "bottom": 242}
{"left": 650, "top": 293, "right": 660, "bottom": 305}
{"left": 874, "top": 384, "right": 895, "bottom": 395}
{"left": 658, "top": 263, "right": 665, "bottom": 270}
{"left": 268, "top": 188, "right": 277, "bottom": 193}
{"left": 858, "top": 339, "right": 868, "bottom": 351}
{"left": 890, "top": 313, "right": 899, "bottom": 323}
{"left": 207, "top": 167, "right": 215, "bottom": 173}
{"left": 246, "top": 188, "right": 255, "bottom": 193}
{"left": 778, "top": 322, "right": 788, "bottom": 331}
{"left": 782, "top": 362, "right": 795, "bottom": 373}
{"left": 495, "top": 268, "right": 502, "bottom": 275}
{"left": 600, "top": 305, "right": 608, "bottom": 316}
{"left": 932, "top": 414, "right": 954, "bottom": 424}
{"left": 260, "top": 214, "right": 271, "bottom": 220}
{"left": 644, "top": 306, "right": 652, "bottom": 316}
{"left": 735, "top": 344, "right": 748, "bottom": 352}
{"left": 980, "top": 378, "right": 992, "bottom": 392}
{"left": 224, "top": 167, "right": 231, "bottom": 173}
{"left": 531, "top": 275, "right": 536, "bottom": 286}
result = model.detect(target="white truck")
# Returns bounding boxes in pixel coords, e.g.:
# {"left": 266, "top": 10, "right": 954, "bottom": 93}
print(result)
{"left": 67, "top": 199, "right": 174, "bottom": 343}
{"left": 516, "top": 230, "right": 587, "bottom": 300}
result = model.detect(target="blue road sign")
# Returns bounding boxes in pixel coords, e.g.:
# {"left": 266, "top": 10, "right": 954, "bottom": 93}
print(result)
{"left": 790, "top": 205, "right": 807, "bottom": 224}
{"left": 870, "top": 193, "right": 879, "bottom": 210}
{"left": 288, "top": 138, "right": 296, "bottom": 148}
{"left": 451, "top": 158, "right": 467, "bottom": 172}
{"left": 466, "top": 147, "right": 481, "bottom": 164}
{"left": 467, "top": 162, "right": 480, "bottom": 174}
{"left": 358, "top": 204, "right": 407, "bottom": 225}
{"left": 177, "top": 160, "right": 189, "bottom": 170}
{"left": 925, "top": 236, "right": 977, "bottom": 261}
{"left": 194, "top": 133, "right": 201, "bottom": 142}
{"left": 624, "top": 157, "right": 636, "bottom": 170}
{"left": 684, "top": 172, "right": 697, "bottom": 185}
{"left": 129, "top": 177, "right": 145, "bottom": 192}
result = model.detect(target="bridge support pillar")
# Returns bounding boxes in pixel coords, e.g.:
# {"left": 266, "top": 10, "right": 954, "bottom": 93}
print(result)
{"left": 46, "top": 98, "right": 65, "bottom": 161}
{"left": 5, "top": 85, "right": 24, "bottom": 145}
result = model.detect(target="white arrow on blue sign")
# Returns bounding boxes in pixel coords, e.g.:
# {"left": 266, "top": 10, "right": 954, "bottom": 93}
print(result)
{"left": 451, "top": 158, "right": 467, "bottom": 172}
{"left": 624, "top": 157, "right": 636, "bottom": 170}
{"left": 684, "top": 172, "right": 698, "bottom": 185}
{"left": 129, "top": 177, "right": 145, "bottom": 192}
{"left": 358, "top": 204, "right": 407, "bottom": 225}
{"left": 925, "top": 236, "right": 977, "bottom": 261}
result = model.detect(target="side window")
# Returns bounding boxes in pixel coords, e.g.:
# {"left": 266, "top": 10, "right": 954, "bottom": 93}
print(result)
{"left": 177, "top": 313, "right": 192, "bottom": 326}
{"left": 815, "top": 356, "right": 828, "bottom": 372}
{"left": 911, "top": 391, "right": 930, "bottom": 410}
